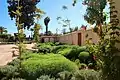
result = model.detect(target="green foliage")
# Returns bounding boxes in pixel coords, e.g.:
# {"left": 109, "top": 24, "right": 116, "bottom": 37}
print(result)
{"left": 9, "top": 78, "right": 25, "bottom": 80}
{"left": 78, "top": 52, "right": 90, "bottom": 64}
{"left": 37, "top": 75, "right": 55, "bottom": 80}
{"left": 61, "top": 46, "right": 87, "bottom": 61}
{"left": 79, "top": 52, "right": 90, "bottom": 58}
{"left": 57, "top": 71, "right": 72, "bottom": 80}
{"left": 0, "top": 59, "right": 20, "bottom": 80}
{"left": 58, "top": 48, "right": 72, "bottom": 56}
{"left": 38, "top": 44, "right": 52, "bottom": 54}
{"left": 21, "top": 53, "right": 78, "bottom": 80}
{"left": 7, "top": 59, "right": 20, "bottom": 67}
{"left": 7, "top": 0, "right": 40, "bottom": 29}
{"left": 0, "top": 34, "right": 9, "bottom": 39}
{"left": 33, "top": 8, "right": 45, "bottom": 43}
{"left": 33, "top": 23, "right": 40, "bottom": 42}
{"left": 72, "top": 70, "right": 101, "bottom": 80}
{"left": 0, "top": 26, "right": 7, "bottom": 34}
{"left": 83, "top": 0, "right": 107, "bottom": 25}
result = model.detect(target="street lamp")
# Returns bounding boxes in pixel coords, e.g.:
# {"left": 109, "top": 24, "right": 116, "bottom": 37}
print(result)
{"left": 44, "top": 16, "right": 50, "bottom": 35}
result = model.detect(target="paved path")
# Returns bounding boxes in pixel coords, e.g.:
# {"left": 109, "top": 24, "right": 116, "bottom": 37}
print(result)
{"left": 0, "top": 44, "right": 35, "bottom": 66}
{"left": 0, "top": 44, "right": 17, "bottom": 66}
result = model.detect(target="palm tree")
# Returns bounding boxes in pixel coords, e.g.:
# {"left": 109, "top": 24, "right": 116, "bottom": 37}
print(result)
{"left": 44, "top": 16, "right": 50, "bottom": 35}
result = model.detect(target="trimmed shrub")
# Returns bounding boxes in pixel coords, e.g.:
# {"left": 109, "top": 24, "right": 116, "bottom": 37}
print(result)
{"left": 51, "top": 45, "right": 71, "bottom": 54}
{"left": 21, "top": 54, "right": 78, "bottom": 80}
{"left": 58, "top": 48, "right": 72, "bottom": 56}
{"left": 78, "top": 52, "right": 90, "bottom": 64}
{"left": 57, "top": 46, "right": 87, "bottom": 61}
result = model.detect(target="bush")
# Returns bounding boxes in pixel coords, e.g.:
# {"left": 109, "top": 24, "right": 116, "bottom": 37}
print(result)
{"left": 0, "top": 59, "right": 20, "bottom": 80}
{"left": 37, "top": 44, "right": 52, "bottom": 54}
{"left": 0, "top": 65, "right": 19, "bottom": 80}
{"left": 78, "top": 52, "right": 90, "bottom": 64}
{"left": 51, "top": 45, "right": 71, "bottom": 54}
{"left": 58, "top": 48, "right": 72, "bottom": 56}
{"left": 21, "top": 54, "right": 78, "bottom": 80}
{"left": 57, "top": 71, "right": 72, "bottom": 80}
{"left": 72, "top": 70, "right": 101, "bottom": 80}
{"left": 57, "top": 46, "right": 87, "bottom": 61}
{"left": 65, "top": 46, "right": 87, "bottom": 61}
{"left": 7, "top": 59, "right": 20, "bottom": 67}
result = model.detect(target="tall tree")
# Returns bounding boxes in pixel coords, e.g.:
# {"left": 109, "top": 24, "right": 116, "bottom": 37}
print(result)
{"left": 7, "top": 0, "right": 40, "bottom": 29}
{"left": 83, "top": 0, "right": 107, "bottom": 38}
{"left": 33, "top": 8, "right": 45, "bottom": 42}
{"left": 44, "top": 16, "right": 50, "bottom": 35}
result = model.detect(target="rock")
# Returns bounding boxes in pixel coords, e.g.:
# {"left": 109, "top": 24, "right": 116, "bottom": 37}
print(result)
{"left": 12, "top": 50, "right": 19, "bottom": 57}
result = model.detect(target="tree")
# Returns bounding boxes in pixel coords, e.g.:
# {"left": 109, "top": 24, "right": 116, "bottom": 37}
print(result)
{"left": 33, "top": 8, "right": 45, "bottom": 42}
{"left": 83, "top": 0, "right": 107, "bottom": 38}
{"left": 44, "top": 16, "right": 50, "bottom": 35}
{"left": 7, "top": 0, "right": 40, "bottom": 29}
{"left": 0, "top": 26, "right": 7, "bottom": 34}
{"left": 80, "top": 0, "right": 120, "bottom": 79}
{"left": 7, "top": 0, "right": 40, "bottom": 74}
{"left": 57, "top": 17, "right": 71, "bottom": 30}
{"left": 33, "top": 23, "right": 40, "bottom": 42}
{"left": 74, "top": 26, "right": 78, "bottom": 31}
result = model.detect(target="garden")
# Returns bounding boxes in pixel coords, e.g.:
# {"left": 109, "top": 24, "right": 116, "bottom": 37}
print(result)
{"left": 0, "top": 0, "right": 120, "bottom": 80}
{"left": 0, "top": 42, "right": 101, "bottom": 80}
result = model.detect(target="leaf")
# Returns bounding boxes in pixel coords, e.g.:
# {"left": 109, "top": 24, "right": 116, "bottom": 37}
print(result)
{"left": 36, "top": 8, "right": 45, "bottom": 14}
{"left": 62, "top": 25, "right": 67, "bottom": 27}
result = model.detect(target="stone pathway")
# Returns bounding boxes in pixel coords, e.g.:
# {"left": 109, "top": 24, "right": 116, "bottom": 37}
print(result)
{"left": 0, "top": 44, "right": 35, "bottom": 66}
{"left": 0, "top": 44, "right": 17, "bottom": 66}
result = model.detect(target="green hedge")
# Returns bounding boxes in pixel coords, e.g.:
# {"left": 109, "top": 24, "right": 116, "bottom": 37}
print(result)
{"left": 51, "top": 45, "right": 71, "bottom": 54}
{"left": 56, "top": 46, "right": 87, "bottom": 61}
{"left": 21, "top": 54, "right": 78, "bottom": 80}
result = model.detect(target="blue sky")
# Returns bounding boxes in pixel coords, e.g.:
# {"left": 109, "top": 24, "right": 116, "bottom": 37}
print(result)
{"left": 0, "top": 0, "right": 109, "bottom": 36}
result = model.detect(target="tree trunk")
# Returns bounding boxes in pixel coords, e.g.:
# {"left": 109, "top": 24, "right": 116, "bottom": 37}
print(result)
{"left": 46, "top": 25, "right": 48, "bottom": 35}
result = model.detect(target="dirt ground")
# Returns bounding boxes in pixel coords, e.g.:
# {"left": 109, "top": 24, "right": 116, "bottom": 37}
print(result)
{"left": 0, "top": 44, "right": 35, "bottom": 66}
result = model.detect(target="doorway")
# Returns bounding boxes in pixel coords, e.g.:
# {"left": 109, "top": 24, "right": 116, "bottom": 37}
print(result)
{"left": 78, "top": 33, "right": 81, "bottom": 46}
